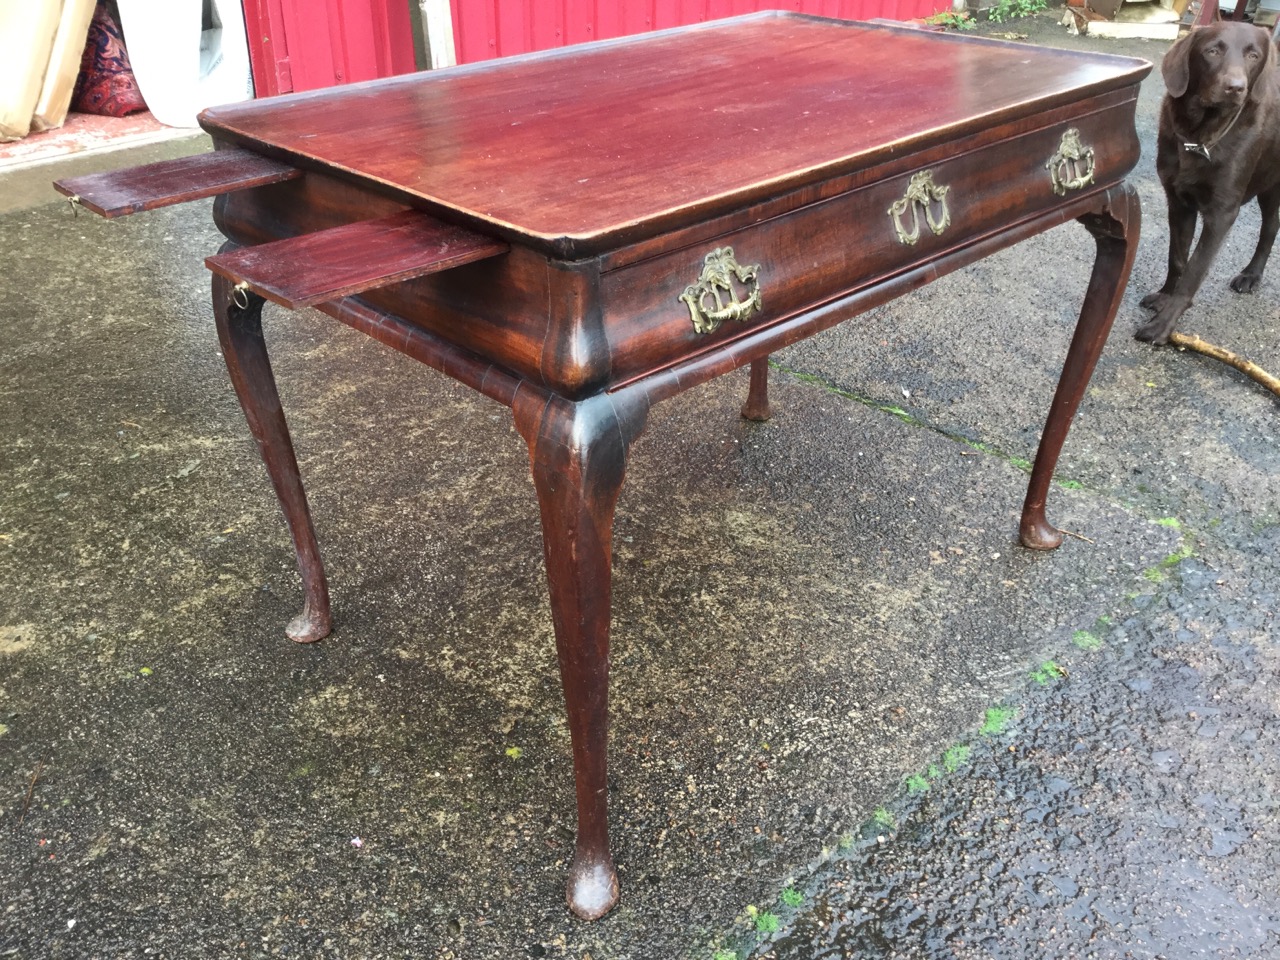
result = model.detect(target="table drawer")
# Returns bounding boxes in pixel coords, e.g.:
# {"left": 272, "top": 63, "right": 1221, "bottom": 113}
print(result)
{"left": 600, "top": 102, "right": 1140, "bottom": 384}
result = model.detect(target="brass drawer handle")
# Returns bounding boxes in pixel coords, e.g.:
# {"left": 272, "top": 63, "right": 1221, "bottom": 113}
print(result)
{"left": 1047, "top": 128, "right": 1095, "bottom": 195}
{"left": 680, "top": 246, "right": 762, "bottom": 335}
{"left": 888, "top": 171, "right": 951, "bottom": 246}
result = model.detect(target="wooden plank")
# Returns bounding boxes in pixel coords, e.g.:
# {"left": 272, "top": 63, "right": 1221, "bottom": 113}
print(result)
{"left": 53, "top": 148, "right": 301, "bottom": 219}
{"left": 204, "top": 210, "right": 509, "bottom": 309}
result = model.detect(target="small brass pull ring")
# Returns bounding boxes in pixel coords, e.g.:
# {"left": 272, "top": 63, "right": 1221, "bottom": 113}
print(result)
{"left": 888, "top": 171, "right": 951, "bottom": 246}
{"left": 680, "top": 246, "right": 763, "bottom": 335}
{"left": 1047, "top": 128, "right": 1095, "bottom": 195}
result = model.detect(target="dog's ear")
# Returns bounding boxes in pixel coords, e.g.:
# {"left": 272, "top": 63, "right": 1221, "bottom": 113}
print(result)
{"left": 1244, "top": 25, "right": 1277, "bottom": 103}
{"left": 1257, "top": 24, "right": 1276, "bottom": 79}
{"left": 1162, "top": 30, "right": 1197, "bottom": 99}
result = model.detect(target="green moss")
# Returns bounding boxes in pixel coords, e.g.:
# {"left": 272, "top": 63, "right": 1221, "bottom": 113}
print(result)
{"left": 781, "top": 888, "right": 804, "bottom": 908}
{"left": 1031, "top": 661, "right": 1066, "bottom": 685}
{"left": 943, "top": 744, "right": 971, "bottom": 772}
{"left": 906, "top": 773, "right": 930, "bottom": 794}
{"left": 981, "top": 706, "right": 1016, "bottom": 736}
{"left": 1072, "top": 630, "right": 1102, "bottom": 651}
{"left": 755, "top": 911, "right": 780, "bottom": 934}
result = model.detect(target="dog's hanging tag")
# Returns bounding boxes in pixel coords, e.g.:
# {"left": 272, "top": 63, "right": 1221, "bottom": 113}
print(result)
{"left": 1180, "top": 98, "right": 1247, "bottom": 163}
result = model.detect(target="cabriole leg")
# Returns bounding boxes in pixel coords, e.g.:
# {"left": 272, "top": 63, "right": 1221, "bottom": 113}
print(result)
{"left": 212, "top": 258, "right": 331, "bottom": 642}
{"left": 741, "top": 356, "right": 772, "bottom": 421}
{"left": 1021, "top": 183, "right": 1140, "bottom": 550}
{"left": 513, "top": 390, "right": 648, "bottom": 920}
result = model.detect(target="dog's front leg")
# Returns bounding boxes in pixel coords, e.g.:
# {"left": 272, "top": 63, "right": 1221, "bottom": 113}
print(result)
{"left": 1136, "top": 200, "right": 1241, "bottom": 344}
{"left": 1230, "top": 188, "right": 1280, "bottom": 293}
{"left": 1140, "top": 193, "right": 1197, "bottom": 311}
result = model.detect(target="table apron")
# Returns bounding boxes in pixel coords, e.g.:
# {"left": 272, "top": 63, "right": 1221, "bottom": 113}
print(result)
{"left": 212, "top": 98, "right": 1139, "bottom": 402}
{"left": 611, "top": 183, "right": 1135, "bottom": 407}
{"left": 294, "top": 179, "right": 1130, "bottom": 422}
{"left": 599, "top": 101, "right": 1140, "bottom": 386}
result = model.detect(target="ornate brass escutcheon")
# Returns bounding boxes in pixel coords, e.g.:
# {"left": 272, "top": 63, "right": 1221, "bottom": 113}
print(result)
{"left": 888, "top": 171, "right": 951, "bottom": 246}
{"left": 1046, "top": 128, "right": 1096, "bottom": 195}
{"left": 680, "top": 246, "right": 763, "bottom": 335}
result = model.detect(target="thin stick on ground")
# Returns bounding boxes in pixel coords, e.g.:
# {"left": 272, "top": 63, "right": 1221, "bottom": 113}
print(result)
{"left": 17, "top": 756, "right": 45, "bottom": 828}
{"left": 1170, "top": 332, "right": 1280, "bottom": 397}
{"left": 1058, "top": 528, "right": 1096, "bottom": 544}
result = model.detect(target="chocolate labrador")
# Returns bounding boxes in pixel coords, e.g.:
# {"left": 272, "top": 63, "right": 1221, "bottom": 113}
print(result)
{"left": 1138, "top": 21, "right": 1280, "bottom": 344}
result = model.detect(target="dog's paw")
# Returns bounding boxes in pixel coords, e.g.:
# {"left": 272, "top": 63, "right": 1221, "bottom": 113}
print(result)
{"left": 1230, "top": 271, "right": 1262, "bottom": 294}
{"left": 1139, "top": 291, "right": 1170, "bottom": 311}
{"left": 1136, "top": 293, "right": 1190, "bottom": 344}
{"left": 1135, "top": 315, "right": 1177, "bottom": 345}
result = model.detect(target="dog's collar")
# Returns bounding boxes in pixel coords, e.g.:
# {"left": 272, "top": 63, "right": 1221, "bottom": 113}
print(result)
{"left": 1183, "top": 98, "right": 1249, "bottom": 160}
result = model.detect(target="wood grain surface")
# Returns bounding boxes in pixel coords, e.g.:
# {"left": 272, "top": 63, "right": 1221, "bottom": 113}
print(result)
{"left": 205, "top": 210, "right": 508, "bottom": 308}
{"left": 53, "top": 148, "right": 301, "bottom": 219}
{"left": 199, "top": 13, "right": 1150, "bottom": 254}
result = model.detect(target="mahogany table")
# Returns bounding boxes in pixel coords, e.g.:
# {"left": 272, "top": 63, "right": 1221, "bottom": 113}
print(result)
{"left": 56, "top": 13, "right": 1151, "bottom": 920}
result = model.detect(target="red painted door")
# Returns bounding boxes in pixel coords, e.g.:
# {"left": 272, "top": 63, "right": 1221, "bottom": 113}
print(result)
{"left": 449, "top": 0, "right": 949, "bottom": 64}
{"left": 243, "top": 0, "right": 418, "bottom": 97}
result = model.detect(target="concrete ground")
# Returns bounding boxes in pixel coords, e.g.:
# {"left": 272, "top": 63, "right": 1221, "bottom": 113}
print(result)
{"left": 1, "top": 12, "right": 1276, "bottom": 960}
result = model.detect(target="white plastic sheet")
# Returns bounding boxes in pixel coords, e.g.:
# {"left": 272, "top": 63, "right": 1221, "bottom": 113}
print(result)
{"left": 115, "top": 0, "right": 252, "bottom": 128}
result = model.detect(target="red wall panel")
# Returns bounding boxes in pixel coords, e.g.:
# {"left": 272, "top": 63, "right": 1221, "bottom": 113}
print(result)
{"left": 244, "top": 0, "right": 417, "bottom": 96}
{"left": 243, "top": 0, "right": 293, "bottom": 96}
{"left": 449, "top": 0, "right": 949, "bottom": 64}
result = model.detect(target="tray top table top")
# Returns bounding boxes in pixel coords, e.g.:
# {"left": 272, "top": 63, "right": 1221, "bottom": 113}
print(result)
{"left": 199, "top": 12, "right": 1150, "bottom": 256}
